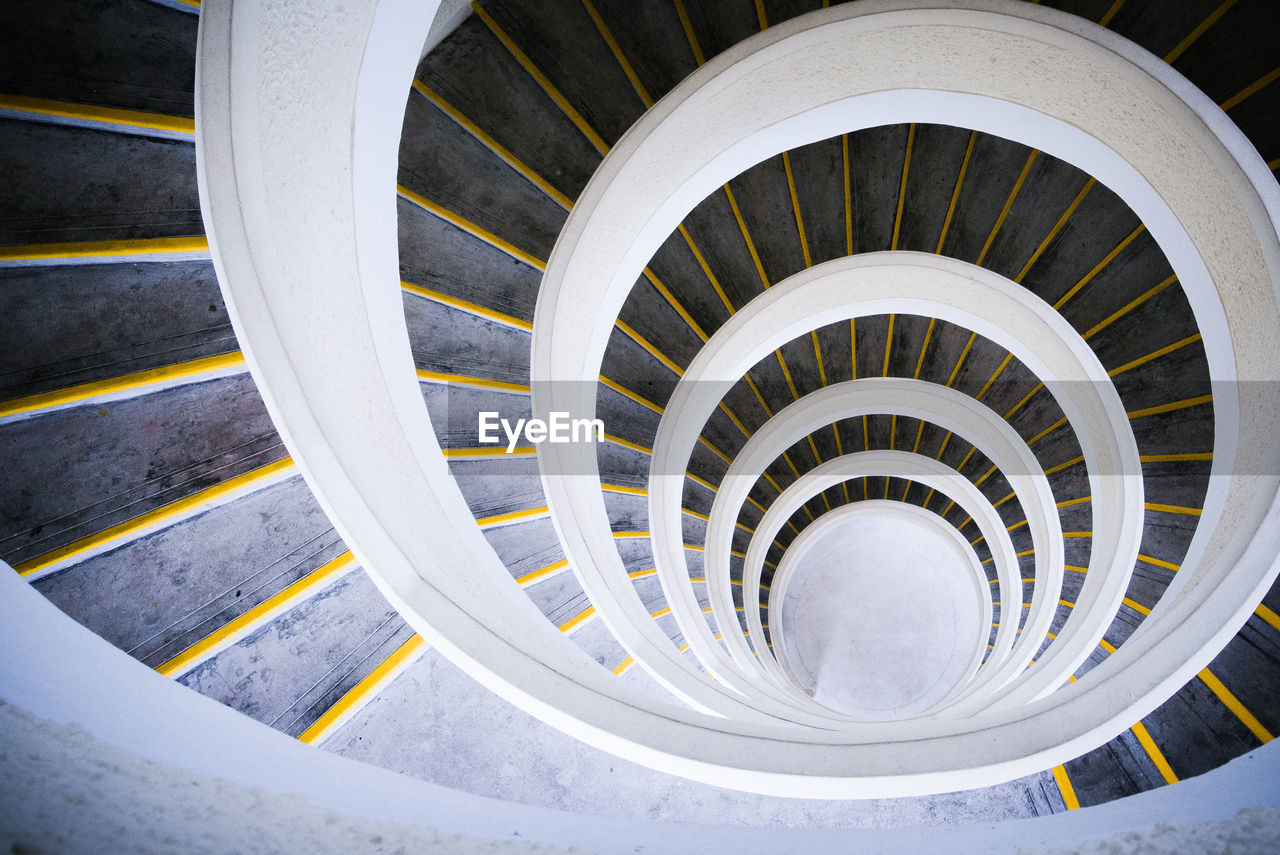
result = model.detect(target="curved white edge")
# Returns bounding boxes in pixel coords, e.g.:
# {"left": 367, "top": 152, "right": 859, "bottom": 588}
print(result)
{"left": 9, "top": 563, "right": 1280, "bottom": 851}
{"left": 200, "top": 0, "right": 1280, "bottom": 796}
{"left": 757, "top": 471, "right": 998, "bottom": 706}
{"left": 649, "top": 256, "right": 1136, "bottom": 707}
{"left": 699, "top": 377, "right": 1063, "bottom": 708}
{"left": 754, "top": 451, "right": 1016, "bottom": 698}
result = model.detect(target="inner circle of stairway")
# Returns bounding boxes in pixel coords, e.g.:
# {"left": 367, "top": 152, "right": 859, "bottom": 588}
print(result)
{"left": 3, "top": 0, "right": 1280, "bottom": 827}
{"left": 774, "top": 505, "right": 983, "bottom": 719}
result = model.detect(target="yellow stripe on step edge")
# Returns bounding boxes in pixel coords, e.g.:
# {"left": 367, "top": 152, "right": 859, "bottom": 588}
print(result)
{"left": 15, "top": 456, "right": 295, "bottom": 578}
{"left": 297, "top": 634, "right": 426, "bottom": 745}
{"left": 0, "top": 235, "right": 208, "bottom": 264}
{"left": 156, "top": 552, "right": 357, "bottom": 677}
{"left": 1, "top": 351, "right": 246, "bottom": 419}
{"left": 0, "top": 94, "right": 195, "bottom": 135}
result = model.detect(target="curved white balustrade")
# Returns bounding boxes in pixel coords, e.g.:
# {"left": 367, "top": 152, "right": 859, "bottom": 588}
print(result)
{"left": 205, "top": 0, "right": 1280, "bottom": 796}
{"left": 747, "top": 452, "right": 1015, "bottom": 698}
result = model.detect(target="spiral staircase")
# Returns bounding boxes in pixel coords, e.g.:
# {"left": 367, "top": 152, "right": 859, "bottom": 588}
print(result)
{"left": 3, "top": 0, "right": 1280, "bottom": 847}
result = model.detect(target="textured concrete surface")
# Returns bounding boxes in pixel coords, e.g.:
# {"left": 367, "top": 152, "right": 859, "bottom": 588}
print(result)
{"left": 0, "top": 119, "right": 201, "bottom": 245}
{"left": 325, "top": 647, "right": 1065, "bottom": 828}
{"left": 778, "top": 511, "right": 982, "bottom": 718}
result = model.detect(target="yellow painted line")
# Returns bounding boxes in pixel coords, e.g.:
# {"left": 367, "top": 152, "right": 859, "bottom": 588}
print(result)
{"left": 977, "top": 150, "right": 1038, "bottom": 267}
{"left": 298, "top": 634, "right": 426, "bottom": 745}
{"left": 776, "top": 351, "right": 801, "bottom": 401}
{"left": 559, "top": 605, "right": 598, "bottom": 633}
{"left": 0, "top": 93, "right": 194, "bottom": 135}
{"left": 441, "top": 445, "right": 535, "bottom": 459}
{"left": 724, "top": 184, "right": 770, "bottom": 290}
{"left": 1083, "top": 274, "right": 1178, "bottom": 340}
{"left": 1255, "top": 604, "right": 1280, "bottom": 633}
{"left": 1045, "top": 456, "right": 1084, "bottom": 476}
{"left": 1165, "top": 0, "right": 1236, "bottom": 63}
{"left": 1108, "top": 333, "right": 1202, "bottom": 377}
{"left": 677, "top": 224, "right": 736, "bottom": 315}
{"left": 744, "top": 374, "right": 774, "bottom": 420}
{"left": 1129, "top": 720, "right": 1177, "bottom": 784}
{"left": 783, "top": 151, "right": 813, "bottom": 268}
{"left": 402, "top": 280, "right": 531, "bottom": 330}
{"left": 946, "top": 332, "right": 977, "bottom": 388}
{"left": 1006, "top": 519, "right": 1028, "bottom": 532}
{"left": 1058, "top": 599, "right": 1076, "bottom": 609}
{"left": 813, "top": 332, "right": 831, "bottom": 390}
{"left": 1137, "top": 553, "right": 1179, "bottom": 572}
{"left": 1098, "top": 0, "right": 1127, "bottom": 27}
{"left": 16, "top": 456, "right": 295, "bottom": 579}
{"left": 472, "top": 2, "right": 608, "bottom": 154}
{"left": 410, "top": 79, "right": 572, "bottom": 210}
{"left": 682, "top": 507, "right": 709, "bottom": 522}
{"left": 416, "top": 369, "right": 529, "bottom": 394}
{"left": 1016, "top": 178, "right": 1095, "bottom": 282}
{"left": 678, "top": 642, "right": 691, "bottom": 652}
{"left": 1004, "top": 381, "right": 1045, "bottom": 420}
{"left": 612, "top": 656, "right": 635, "bottom": 676}
{"left": 911, "top": 318, "right": 936, "bottom": 380}
{"left": 1145, "top": 502, "right": 1202, "bottom": 516}
{"left": 1053, "top": 765, "right": 1080, "bottom": 809}
{"left": 599, "top": 375, "right": 663, "bottom": 414}
{"left": 398, "top": 184, "right": 545, "bottom": 270}
{"left": 700, "top": 436, "right": 733, "bottom": 466}
{"left": 628, "top": 568, "right": 656, "bottom": 580}
{"left": 1122, "top": 597, "right": 1151, "bottom": 616}
{"left": 1098, "top": 638, "right": 1117, "bottom": 654}
{"left": 603, "top": 482, "right": 648, "bottom": 497}
{"left": 614, "top": 530, "right": 650, "bottom": 539}
{"left": 936, "top": 130, "right": 978, "bottom": 254}
{"left": 1, "top": 351, "right": 246, "bottom": 420}
{"left": 1200, "top": 668, "right": 1274, "bottom": 743}
{"left": 1028, "top": 415, "right": 1068, "bottom": 446}
{"left": 0, "top": 235, "right": 208, "bottom": 264}
{"left": 643, "top": 267, "right": 708, "bottom": 342}
{"left": 157, "top": 552, "right": 358, "bottom": 677}
{"left": 718, "top": 401, "right": 751, "bottom": 438}
{"left": 517, "top": 558, "right": 570, "bottom": 586}
{"left": 581, "top": 0, "right": 652, "bottom": 107}
{"left": 650, "top": 606, "right": 672, "bottom": 619}
{"left": 881, "top": 313, "right": 896, "bottom": 377}
{"left": 476, "top": 505, "right": 549, "bottom": 529}
{"left": 849, "top": 315, "right": 858, "bottom": 379}
{"left": 1141, "top": 452, "right": 1213, "bottom": 463}
{"left": 1128, "top": 394, "right": 1213, "bottom": 420}
{"left": 1057, "top": 495, "right": 1091, "bottom": 509}
{"left": 172, "top": 0, "right": 200, "bottom": 8}
{"left": 605, "top": 433, "right": 652, "bottom": 455}
{"left": 995, "top": 492, "right": 1016, "bottom": 507}
{"left": 1066, "top": 565, "right": 1088, "bottom": 573}
{"left": 891, "top": 124, "right": 915, "bottom": 252}
{"left": 672, "top": 0, "right": 705, "bottom": 65}
{"left": 1054, "top": 224, "right": 1146, "bottom": 310}
{"left": 616, "top": 319, "right": 684, "bottom": 376}
{"left": 1062, "top": 532, "right": 1092, "bottom": 539}
{"left": 976, "top": 353, "right": 1014, "bottom": 402}
{"left": 685, "top": 543, "right": 705, "bottom": 552}
{"left": 754, "top": 0, "right": 768, "bottom": 28}
{"left": 1220, "top": 64, "right": 1280, "bottom": 112}
{"left": 686, "top": 471, "right": 717, "bottom": 492}
{"left": 1270, "top": 157, "right": 1280, "bottom": 172}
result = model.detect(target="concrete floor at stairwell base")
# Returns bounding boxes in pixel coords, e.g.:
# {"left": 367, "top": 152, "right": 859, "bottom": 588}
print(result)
{"left": 778, "top": 512, "right": 984, "bottom": 719}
